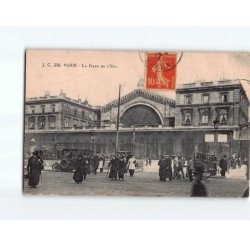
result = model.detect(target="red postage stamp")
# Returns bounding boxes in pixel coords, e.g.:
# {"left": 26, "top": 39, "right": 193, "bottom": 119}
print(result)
{"left": 146, "top": 52, "right": 177, "bottom": 90}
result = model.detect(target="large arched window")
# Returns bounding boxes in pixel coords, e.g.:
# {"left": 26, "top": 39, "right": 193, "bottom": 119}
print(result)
{"left": 120, "top": 104, "right": 162, "bottom": 127}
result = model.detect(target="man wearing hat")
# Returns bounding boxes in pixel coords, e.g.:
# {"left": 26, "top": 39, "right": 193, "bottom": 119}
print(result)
{"left": 73, "top": 153, "right": 85, "bottom": 184}
{"left": 172, "top": 155, "right": 178, "bottom": 179}
{"left": 27, "top": 151, "right": 43, "bottom": 188}
{"left": 158, "top": 154, "right": 172, "bottom": 182}
{"left": 165, "top": 154, "right": 173, "bottom": 182}
{"left": 158, "top": 155, "right": 165, "bottom": 181}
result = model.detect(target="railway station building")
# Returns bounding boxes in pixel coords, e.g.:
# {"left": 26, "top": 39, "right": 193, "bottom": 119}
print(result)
{"left": 24, "top": 79, "right": 249, "bottom": 161}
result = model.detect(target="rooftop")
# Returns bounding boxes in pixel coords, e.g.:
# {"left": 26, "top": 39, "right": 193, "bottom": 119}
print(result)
{"left": 177, "top": 79, "right": 249, "bottom": 89}
{"left": 26, "top": 91, "right": 101, "bottom": 109}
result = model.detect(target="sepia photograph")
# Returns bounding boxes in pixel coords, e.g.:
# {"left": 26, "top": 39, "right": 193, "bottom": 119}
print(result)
{"left": 23, "top": 50, "right": 249, "bottom": 197}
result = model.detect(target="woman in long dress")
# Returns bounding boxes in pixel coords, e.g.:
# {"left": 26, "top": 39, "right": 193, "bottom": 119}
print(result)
{"left": 98, "top": 155, "right": 105, "bottom": 173}
{"left": 127, "top": 154, "right": 136, "bottom": 177}
{"left": 108, "top": 155, "right": 119, "bottom": 180}
{"left": 118, "top": 155, "right": 126, "bottom": 180}
{"left": 27, "top": 151, "right": 43, "bottom": 188}
{"left": 152, "top": 55, "right": 170, "bottom": 87}
{"left": 73, "top": 154, "right": 84, "bottom": 184}
{"left": 158, "top": 155, "right": 165, "bottom": 181}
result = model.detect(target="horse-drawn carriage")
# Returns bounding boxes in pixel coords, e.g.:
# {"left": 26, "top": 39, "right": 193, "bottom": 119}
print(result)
{"left": 193, "top": 153, "right": 217, "bottom": 179}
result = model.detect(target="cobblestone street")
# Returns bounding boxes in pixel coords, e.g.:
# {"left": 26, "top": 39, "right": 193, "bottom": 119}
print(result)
{"left": 23, "top": 168, "right": 248, "bottom": 197}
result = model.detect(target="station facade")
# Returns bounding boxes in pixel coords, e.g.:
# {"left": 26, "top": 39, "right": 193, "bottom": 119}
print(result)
{"left": 24, "top": 79, "right": 249, "bottom": 160}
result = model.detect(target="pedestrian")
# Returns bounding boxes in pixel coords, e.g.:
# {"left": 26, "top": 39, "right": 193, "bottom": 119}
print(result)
{"left": 125, "top": 152, "right": 132, "bottom": 173}
{"left": 73, "top": 153, "right": 84, "bottom": 184}
{"left": 194, "top": 159, "right": 205, "bottom": 180}
{"left": 108, "top": 155, "right": 119, "bottom": 180}
{"left": 92, "top": 152, "right": 100, "bottom": 175}
{"left": 118, "top": 154, "right": 126, "bottom": 180}
{"left": 187, "top": 158, "right": 193, "bottom": 181}
{"left": 38, "top": 153, "right": 44, "bottom": 177}
{"left": 165, "top": 154, "right": 173, "bottom": 182}
{"left": 212, "top": 155, "right": 217, "bottom": 176}
{"left": 158, "top": 155, "right": 165, "bottom": 181}
{"left": 236, "top": 157, "right": 241, "bottom": 168}
{"left": 219, "top": 155, "right": 227, "bottom": 177}
{"left": 127, "top": 154, "right": 136, "bottom": 177}
{"left": 126, "top": 152, "right": 132, "bottom": 164}
{"left": 172, "top": 155, "right": 178, "bottom": 179}
{"left": 27, "top": 151, "right": 43, "bottom": 188}
{"left": 86, "top": 154, "right": 91, "bottom": 174}
{"left": 178, "top": 155, "right": 185, "bottom": 178}
{"left": 148, "top": 157, "right": 152, "bottom": 166}
{"left": 229, "top": 156, "right": 236, "bottom": 170}
{"left": 146, "top": 157, "right": 149, "bottom": 167}
{"left": 243, "top": 160, "right": 248, "bottom": 180}
{"left": 191, "top": 179, "right": 208, "bottom": 197}
{"left": 98, "top": 154, "right": 105, "bottom": 173}
{"left": 184, "top": 158, "right": 188, "bottom": 177}
{"left": 159, "top": 155, "right": 172, "bottom": 182}
{"left": 82, "top": 153, "right": 88, "bottom": 179}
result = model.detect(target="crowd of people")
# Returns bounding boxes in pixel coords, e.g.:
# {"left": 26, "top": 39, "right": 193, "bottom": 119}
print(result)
{"left": 26, "top": 151, "right": 138, "bottom": 187}
{"left": 26, "top": 150, "right": 248, "bottom": 198}
{"left": 72, "top": 152, "right": 138, "bottom": 183}
{"left": 158, "top": 154, "right": 193, "bottom": 182}
{"left": 157, "top": 153, "right": 248, "bottom": 183}
{"left": 156, "top": 153, "right": 248, "bottom": 197}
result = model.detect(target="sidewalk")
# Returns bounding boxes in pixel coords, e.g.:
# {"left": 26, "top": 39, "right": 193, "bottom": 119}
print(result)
{"left": 226, "top": 165, "right": 248, "bottom": 180}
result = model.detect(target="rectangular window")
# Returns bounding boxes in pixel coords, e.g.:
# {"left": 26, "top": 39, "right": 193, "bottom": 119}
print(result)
{"left": 51, "top": 104, "right": 55, "bottom": 113}
{"left": 41, "top": 105, "right": 45, "bottom": 113}
{"left": 220, "top": 93, "right": 228, "bottom": 103}
{"left": 65, "top": 107, "right": 69, "bottom": 115}
{"left": 184, "top": 112, "right": 191, "bottom": 124}
{"left": 185, "top": 95, "right": 192, "bottom": 105}
{"left": 28, "top": 117, "right": 35, "bottom": 129}
{"left": 49, "top": 116, "right": 56, "bottom": 128}
{"left": 73, "top": 119, "right": 78, "bottom": 127}
{"left": 31, "top": 106, "right": 35, "bottom": 114}
{"left": 202, "top": 94, "right": 209, "bottom": 104}
{"left": 82, "top": 111, "right": 85, "bottom": 118}
{"left": 38, "top": 116, "right": 45, "bottom": 129}
{"left": 74, "top": 109, "right": 77, "bottom": 116}
{"left": 201, "top": 114, "right": 209, "bottom": 123}
{"left": 64, "top": 117, "right": 70, "bottom": 127}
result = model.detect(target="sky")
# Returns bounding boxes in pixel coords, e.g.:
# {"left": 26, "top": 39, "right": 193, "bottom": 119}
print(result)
{"left": 26, "top": 50, "right": 250, "bottom": 105}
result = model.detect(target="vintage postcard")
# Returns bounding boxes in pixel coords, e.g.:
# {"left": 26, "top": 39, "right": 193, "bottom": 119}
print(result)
{"left": 23, "top": 50, "right": 249, "bottom": 197}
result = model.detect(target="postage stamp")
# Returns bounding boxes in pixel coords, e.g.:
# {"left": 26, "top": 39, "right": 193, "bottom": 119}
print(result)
{"left": 146, "top": 52, "right": 177, "bottom": 90}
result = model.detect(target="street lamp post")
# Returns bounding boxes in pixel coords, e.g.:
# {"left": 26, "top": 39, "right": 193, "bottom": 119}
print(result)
{"left": 213, "top": 118, "right": 219, "bottom": 156}
{"left": 132, "top": 126, "right": 136, "bottom": 154}
{"left": 91, "top": 133, "right": 95, "bottom": 155}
